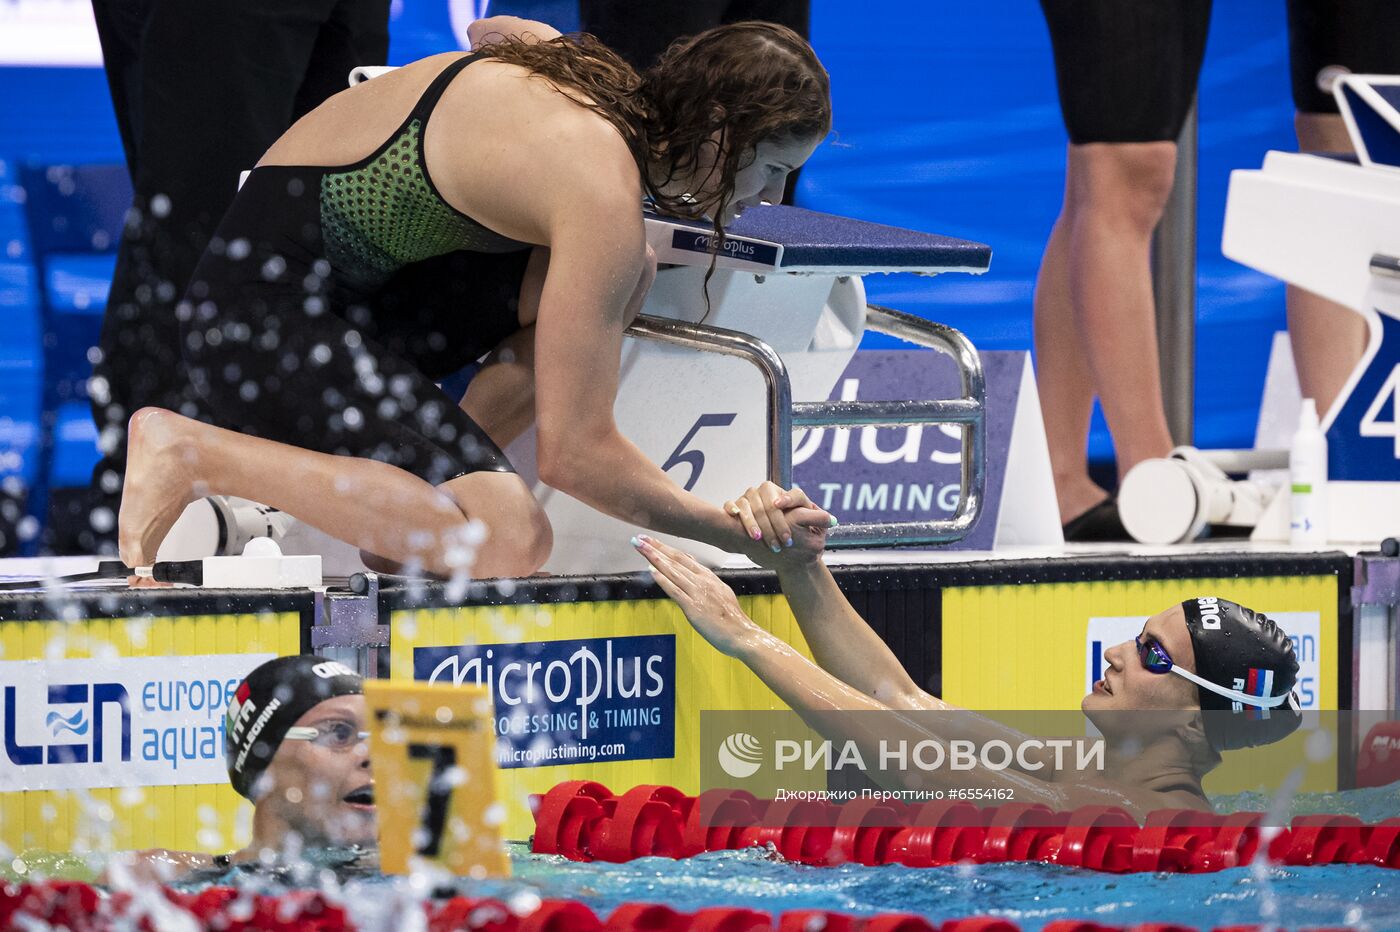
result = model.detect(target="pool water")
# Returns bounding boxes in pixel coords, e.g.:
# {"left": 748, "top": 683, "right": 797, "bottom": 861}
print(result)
{"left": 510, "top": 847, "right": 1399, "bottom": 930}
{"left": 7, "top": 843, "right": 1399, "bottom": 931}
{"left": 6, "top": 784, "right": 1399, "bottom": 929}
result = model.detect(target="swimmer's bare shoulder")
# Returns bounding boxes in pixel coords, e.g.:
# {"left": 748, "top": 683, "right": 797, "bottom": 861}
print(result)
{"left": 428, "top": 57, "right": 647, "bottom": 250}
{"left": 258, "top": 52, "right": 472, "bottom": 169}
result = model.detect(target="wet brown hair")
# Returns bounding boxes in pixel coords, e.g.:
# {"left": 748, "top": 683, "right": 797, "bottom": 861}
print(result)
{"left": 473, "top": 22, "right": 832, "bottom": 225}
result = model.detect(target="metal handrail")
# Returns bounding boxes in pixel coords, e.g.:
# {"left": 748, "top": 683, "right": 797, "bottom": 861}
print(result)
{"left": 817, "top": 305, "right": 985, "bottom": 546}
{"left": 626, "top": 303, "right": 987, "bottom": 547}
{"left": 626, "top": 315, "right": 793, "bottom": 484}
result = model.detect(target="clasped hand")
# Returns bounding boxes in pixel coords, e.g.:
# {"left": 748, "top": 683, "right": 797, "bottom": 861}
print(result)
{"left": 722, "top": 481, "right": 833, "bottom": 568}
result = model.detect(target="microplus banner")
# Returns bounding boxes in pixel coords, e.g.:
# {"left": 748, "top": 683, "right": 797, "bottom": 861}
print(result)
{"left": 415, "top": 634, "right": 677, "bottom": 769}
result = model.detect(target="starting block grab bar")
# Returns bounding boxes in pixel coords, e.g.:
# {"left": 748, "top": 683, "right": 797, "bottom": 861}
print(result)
{"left": 626, "top": 303, "right": 986, "bottom": 547}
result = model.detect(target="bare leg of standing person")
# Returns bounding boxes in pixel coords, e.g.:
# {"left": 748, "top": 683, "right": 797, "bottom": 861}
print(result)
{"left": 1287, "top": 112, "right": 1371, "bottom": 416}
{"left": 1036, "top": 141, "right": 1178, "bottom": 526}
{"left": 1035, "top": 209, "right": 1103, "bottom": 524}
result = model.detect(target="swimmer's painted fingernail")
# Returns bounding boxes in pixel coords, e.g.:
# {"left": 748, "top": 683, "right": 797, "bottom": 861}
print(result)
{"left": 630, "top": 536, "right": 641, "bottom": 548}
{"left": 784, "top": 536, "right": 794, "bottom": 548}
{"left": 770, "top": 543, "right": 782, "bottom": 554}
{"left": 751, "top": 528, "right": 763, "bottom": 541}
{"left": 828, "top": 515, "right": 840, "bottom": 527}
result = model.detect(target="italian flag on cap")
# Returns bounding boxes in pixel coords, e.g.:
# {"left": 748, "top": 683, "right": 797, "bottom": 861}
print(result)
{"left": 226, "top": 680, "right": 252, "bottom": 735}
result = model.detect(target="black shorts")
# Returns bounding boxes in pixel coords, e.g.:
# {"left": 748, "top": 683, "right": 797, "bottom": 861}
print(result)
{"left": 181, "top": 167, "right": 531, "bottom": 486}
{"left": 1287, "top": 0, "right": 1400, "bottom": 114}
{"left": 1041, "top": 0, "right": 1213, "bottom": 145}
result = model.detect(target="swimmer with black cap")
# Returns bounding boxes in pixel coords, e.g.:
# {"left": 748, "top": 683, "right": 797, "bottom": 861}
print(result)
{"left": 635, "top": 495, "right": 1302, "bottom": 817}
{"left": 1086, "top": 596, "right": 1303, "bottom": 752}
{"left": 106, "top": 656, "right": 374, "bottom": 884}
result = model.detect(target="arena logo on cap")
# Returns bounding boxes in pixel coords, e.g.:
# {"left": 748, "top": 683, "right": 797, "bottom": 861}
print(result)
{"left": 1195, "top": 597, "right": 1223, "bottom": 630}
{"left": 1, "top": 654, "right": 273, "bottom": 791}
{"left": 414, "top": 634, "right": 675, "bottom": 769}
{"left": 311, "top": 660, "right": 357, "bottom": 679}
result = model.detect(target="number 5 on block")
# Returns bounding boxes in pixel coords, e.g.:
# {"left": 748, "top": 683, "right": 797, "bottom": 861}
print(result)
{"left": 364, "top": 680, "right": 509, "bottom": 877}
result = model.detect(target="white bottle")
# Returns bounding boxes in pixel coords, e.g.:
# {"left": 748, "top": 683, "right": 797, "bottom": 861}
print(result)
{"left": 1290, "top": 398, "right": 1329, "bottom": 545}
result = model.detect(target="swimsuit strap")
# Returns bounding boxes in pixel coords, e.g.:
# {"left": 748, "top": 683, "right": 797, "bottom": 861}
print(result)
{"left": 408, "top": 53, "right": 485, "bottom": 125}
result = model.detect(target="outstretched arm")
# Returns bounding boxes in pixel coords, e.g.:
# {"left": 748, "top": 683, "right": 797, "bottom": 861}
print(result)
{"left": 637, "top": 534, "right": 1082, "bottom": 784}
{"left": 729, "top": 485, "right": 943, "bottom": 710}
{"left": 780, "top": 559, "right": 944, "bottom": 711}
{"left": 633, "top": 533, "right": 921, "bottom": 720}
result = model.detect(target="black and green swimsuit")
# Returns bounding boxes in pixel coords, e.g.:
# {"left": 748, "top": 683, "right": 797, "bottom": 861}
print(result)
{"left": 181, "top": 53, "right": 531, "bottom": 484}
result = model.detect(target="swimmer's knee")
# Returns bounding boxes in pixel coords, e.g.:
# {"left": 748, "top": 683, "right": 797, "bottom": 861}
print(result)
{"left": 475, "top": 500, "right": 552, "bottom": 578}
{"left": 440, "top": 473, "right": 552, "bottom": 578}
{"left": 359, "top": 551, "right": 404, "bottom": 575}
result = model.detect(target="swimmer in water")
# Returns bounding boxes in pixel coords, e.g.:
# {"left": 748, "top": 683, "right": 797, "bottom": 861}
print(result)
{"left": 116, "top": 17, "right": 833, "bottom": 579}
{"left": 635, "top": 486, "right": 1303, "bottom": 817}
{"left": 108, "top": 656, "right": 373, "bottom": 884}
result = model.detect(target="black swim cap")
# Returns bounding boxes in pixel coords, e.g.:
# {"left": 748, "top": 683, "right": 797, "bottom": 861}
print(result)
{"left": 1180, "top": 597, "right": 1302, "bottom": 751}
{"left": 225, "top": 655, "right": 363, "bottom": 800}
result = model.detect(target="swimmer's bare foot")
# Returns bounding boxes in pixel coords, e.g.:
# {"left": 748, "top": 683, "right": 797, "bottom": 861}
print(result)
{"left": 118, "top": 408, "right": 205, "bottom": 567}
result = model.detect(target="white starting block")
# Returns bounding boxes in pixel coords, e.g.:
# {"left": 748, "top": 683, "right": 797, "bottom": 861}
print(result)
{"left": 511, "top": 207, "right": 992, "bottom": 574}
{"left": 1222, "top": 74, "right": 1400, "bottom": 544}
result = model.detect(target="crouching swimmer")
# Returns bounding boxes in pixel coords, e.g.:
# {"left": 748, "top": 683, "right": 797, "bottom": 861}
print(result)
{"left": 635, "top": 488, "right": 1303, "bottom": 817}
{"left": 106, "top": 656, "right": 374, "bottom": 885}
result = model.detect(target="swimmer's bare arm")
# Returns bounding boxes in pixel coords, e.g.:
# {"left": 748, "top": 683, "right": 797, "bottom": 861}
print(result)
{"left": 466, "top": 16, "right": 562, "bottom": 48}
{"left": 530, "top": 200, "right": 754, "bottom": 552}
{"left": 637, "top": 537, "right": 1107, "bottom": 805}
{"left": 779, "top": 559, "right": 943, "bottom": 711}
{"left": 641, "top": 533, "right": 1053, "bottom": 771}
{"left": 778, "top": 557, "right": 1066, "bottom": 764}
{"left": 722, "top": 485, "right": 942, "bottom": 709}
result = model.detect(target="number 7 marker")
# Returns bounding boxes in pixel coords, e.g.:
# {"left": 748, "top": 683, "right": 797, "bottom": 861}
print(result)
{"left": 365, "top": 680, "right": 509, "bottom": 877}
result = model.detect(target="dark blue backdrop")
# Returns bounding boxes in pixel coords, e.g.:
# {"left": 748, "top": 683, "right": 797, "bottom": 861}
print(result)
{"left": 0, "top": 0, "right": 1298, "bottom": 471}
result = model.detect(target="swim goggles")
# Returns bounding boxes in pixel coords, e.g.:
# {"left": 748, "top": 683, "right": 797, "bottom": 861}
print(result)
{"left": 283, "top": 720, "right": 371, "bottom": 751}
{"left": 1135, "top": 635, "right": 1291, "bottom": 709}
